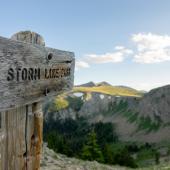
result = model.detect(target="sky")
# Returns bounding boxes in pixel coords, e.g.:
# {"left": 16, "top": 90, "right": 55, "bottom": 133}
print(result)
{"left": 1, "top": 0, "right": 170, "bottom": 91}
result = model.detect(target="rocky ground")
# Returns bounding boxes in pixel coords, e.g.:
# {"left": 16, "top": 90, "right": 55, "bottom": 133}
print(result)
{"left": 41, "top": 145, "right": 132, "bottom": 170}
{"left": 41, "top": 145, "right": 170, "bottom": 170}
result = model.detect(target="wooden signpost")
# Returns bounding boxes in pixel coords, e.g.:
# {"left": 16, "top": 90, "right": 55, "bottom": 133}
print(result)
{"left": 0, "top": 31, "right": 75, "bottom": 170}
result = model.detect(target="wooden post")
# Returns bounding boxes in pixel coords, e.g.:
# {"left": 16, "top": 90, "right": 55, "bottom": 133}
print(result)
{"left": 0, "top": 31, "right": 75, "bottom": 170}
{"left": 31, "top": 102, "right": 43, "bottom": 170}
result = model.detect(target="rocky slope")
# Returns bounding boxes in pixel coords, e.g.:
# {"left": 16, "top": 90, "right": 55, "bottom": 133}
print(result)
{"left": 138, "top": 85, "right": 170, "bottom": 123}
{"left": 44, "top": 83, "right": 170, "bottom": 143}
{"left": 41, "top": 145, "right": 170, "bottom": 170}
{"left": 41, "top": 145, "right": 126, "bottom": 170}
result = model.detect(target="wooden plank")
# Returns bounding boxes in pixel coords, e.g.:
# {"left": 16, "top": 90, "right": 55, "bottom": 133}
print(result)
{"left": 1, "top": 108, "right": 26, "bottom": 170}
{"left": 25, "top": 102, "right": 43, "bottom": 170}
{"left": 31, "top": 102, "right": 43, "bottom": 170}
{"left": 0, "top": 111, "right": 3, "bottom": 170}
{"left": 0, "top": 36, "right": 75, "bottom": 111}
{"left": 25, "top": 104, "right": 35, "bottom": 170}
{"left": 0, "top": 103, "right": 44, "bottom": 170}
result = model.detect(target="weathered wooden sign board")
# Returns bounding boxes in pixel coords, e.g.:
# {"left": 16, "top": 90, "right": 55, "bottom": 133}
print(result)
{"left": 0, "top": 31, "right": 75, "bottom": 170}
{"left": 0, "top": 36, "right": 75, "bottom": 111}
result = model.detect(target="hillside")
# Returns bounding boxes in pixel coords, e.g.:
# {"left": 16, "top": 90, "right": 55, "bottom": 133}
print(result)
{"left": 74, "top": 85, "right": 142, "bottom": 97}
{"left": 43, "top": 83, "right": 170, "bottom": 169}
{"left": 77, "top": 81, "right": 96, "bottom": 87}
{"left": 41, "top": 145, "right": 170, "bottom": 170}
{"left": 41, "top": 146, "right": 170, "bottom": 170}
{"left": 138, "top": 85, "right": 170, "bottom": 123}
{"left": 44, "top": 83, "right": 170, "bottom": 143}
{"left": 41, "top": 145, "right": 128, "bottom": 170}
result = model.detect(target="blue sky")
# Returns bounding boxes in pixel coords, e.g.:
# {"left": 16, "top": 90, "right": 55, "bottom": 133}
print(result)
{"left": 1, "top": 0, "right": 170, "bottom": 90}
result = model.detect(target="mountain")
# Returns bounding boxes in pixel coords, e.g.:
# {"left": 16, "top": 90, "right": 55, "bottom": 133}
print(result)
{"left": 96, "top": 81, "right": 112, "bottom": 86}
{"left": 115, "top": 85, "right": 140, "bottom": 92}
{"left": 43, "top": 84, "right": 170, "bottom": 143}
{"left": 138, "top": 85, "right": 170, "bottom": 123}
{"left": 75, "top": 82, "right": 142, "bottom": 97}
{"left": 77, "top": 81, "right": 112, "bottom": 87}
{"left": 74, "top": 85, "right": 142, "bottom": 97}
{"left": 43, "top": 83, "right": 170, "bottom": 169}
{"left": 77, "top": 81, "right": 96, "bottom": 87}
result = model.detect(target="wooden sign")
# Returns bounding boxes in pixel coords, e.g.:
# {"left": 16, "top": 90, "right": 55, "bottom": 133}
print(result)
{"left": 0, "top": 31, "right": 75, "bottom": 170}
{"left": 0, "top": 36, "right": 75, "bottom": 111}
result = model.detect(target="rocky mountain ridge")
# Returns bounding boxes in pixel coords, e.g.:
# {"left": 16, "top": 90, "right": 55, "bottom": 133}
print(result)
{"left": 44, "top": 83, "right": 170, "bottom": 143}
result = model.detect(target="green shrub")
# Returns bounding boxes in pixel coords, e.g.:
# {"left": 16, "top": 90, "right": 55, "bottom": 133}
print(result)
{"left": 67, "top": 96, "right": 84, "bottom": 111}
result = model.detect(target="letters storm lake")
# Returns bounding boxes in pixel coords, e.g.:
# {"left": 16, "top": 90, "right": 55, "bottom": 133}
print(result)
{"left": 7, "top": 67, "right": 71, "bottom": 81}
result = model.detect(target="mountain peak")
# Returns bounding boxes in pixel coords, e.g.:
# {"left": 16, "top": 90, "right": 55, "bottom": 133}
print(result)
{"left": 96, "top": 81, "right": 112, "bottom": 86}
{"left": 77, "top": 81, "right": 96, "bottom": 87}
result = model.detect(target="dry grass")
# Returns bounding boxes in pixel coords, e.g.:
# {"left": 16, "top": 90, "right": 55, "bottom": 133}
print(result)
{"left": 74, "top": 85, "right": 142, "bottom": 97}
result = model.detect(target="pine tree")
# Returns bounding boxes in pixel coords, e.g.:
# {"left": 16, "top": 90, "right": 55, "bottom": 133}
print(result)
{"left": 81, "top": 130, "right": 104, "bottom": 163}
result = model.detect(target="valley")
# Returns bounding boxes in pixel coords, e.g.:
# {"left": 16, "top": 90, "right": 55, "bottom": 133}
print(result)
{"left": 43, "top": 82, "right": 170, "bottom": 168}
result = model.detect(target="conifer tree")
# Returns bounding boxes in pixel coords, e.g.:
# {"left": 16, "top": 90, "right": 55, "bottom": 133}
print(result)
{"left": 81, "top": 130, "right": 104, "bottom": 163}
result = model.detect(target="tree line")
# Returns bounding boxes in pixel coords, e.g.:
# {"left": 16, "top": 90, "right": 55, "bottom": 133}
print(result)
{"left": 43, "top": 117, "right": 138, "bottom": 168}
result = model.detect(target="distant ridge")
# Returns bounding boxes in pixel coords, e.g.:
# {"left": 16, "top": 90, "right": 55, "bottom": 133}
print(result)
{"left": 74, "top": 83, "right": 142, "bottom": 97}
{"left": 77, "top": 81, "right": 96, "bottom": 87}
{"left": 75, "top": 82, "right": 143, "bottom": 97}
{"left": 115, "top": 85, "right": 139, "bottom": 92}
{"left": 77, "top": 82, "right": 140, "bottom": 92}
{"left": 96, "top": 81, "right": 112, "bottom": 86}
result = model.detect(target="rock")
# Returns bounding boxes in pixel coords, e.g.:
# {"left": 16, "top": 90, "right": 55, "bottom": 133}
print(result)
{"left": 41, "top": 145, "right": 170, "bottom": 170}
{"left": 138, "top": 85, "right": 170, "bottom": 123}
{"left": 41, "top": 145, "right": 129, "bottom": 170}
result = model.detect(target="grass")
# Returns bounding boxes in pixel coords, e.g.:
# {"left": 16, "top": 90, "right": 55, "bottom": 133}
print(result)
{"left": 67, "top": 96, "right": 84, "bottom": 111}
{"left": 123, "top": 110, "right": 139, "bottom": 123}
{"left": 107, "top": 100, "right": 162, "bottom": 133}
{"left": 137, "top": 116, "right": 161, "bottom": 132}
{"left": 47, "top": 93, "right": 84, "bottom": 113}
{"left": 74, "top": 86, "right": 142, "bottom": 97}
{"left": 112, "top": 100, "right": 129, "bottom": 112}
{"left": 47, "top": 95, "right": 69, "bottom": 112}
{"left": 46, "top": 84, "right": 142, "bottom": 114}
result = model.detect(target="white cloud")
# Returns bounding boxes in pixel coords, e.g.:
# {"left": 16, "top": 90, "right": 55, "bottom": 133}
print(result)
{"left": 75, "top": 46, "right": 133, "bottom": 71}
{"left": 132, "top": 33, "right": 170, "bottom": 63}
{"left": 85, "top": 46, "right": 133, "bottom": 64}
{"left": 86, "top": 52, "right": 124, "bottom": 63}
{"left": 75, "top": 61, "right": 90, "bottom": 71}
{"left": 115, "top": 46, "right": 125, "bottom": 50}
{"left": 76, "top": 32, "right": 170, "bottom": 69}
